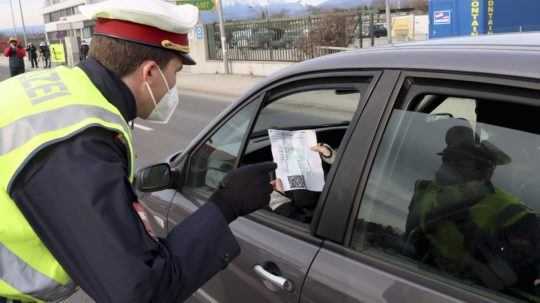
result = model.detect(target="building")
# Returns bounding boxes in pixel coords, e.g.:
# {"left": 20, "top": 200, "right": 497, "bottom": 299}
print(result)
{"left": 429, "top": 0, "right": 540, "bottom": 39}
{"left": 43, "top": 0, "right": 179, "bottom": 44}
{"left": 42, "top": 0, "right": 104, "bottom": 44}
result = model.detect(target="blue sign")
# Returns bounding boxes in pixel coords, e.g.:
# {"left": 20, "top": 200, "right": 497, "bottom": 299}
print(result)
{"left": 195, "top": 25, "right": 204, "bottom": 40}
{"left": 434, "top": 10, "right": 452, "bottom": 25}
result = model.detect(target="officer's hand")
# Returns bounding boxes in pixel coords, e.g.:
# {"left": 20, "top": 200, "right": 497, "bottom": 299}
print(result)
{"left": 210, "top": 162, "right": 277, "bottom": 223}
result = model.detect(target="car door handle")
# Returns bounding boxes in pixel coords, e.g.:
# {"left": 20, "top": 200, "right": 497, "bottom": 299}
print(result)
{"left": 253, "top": 265, "right": 294, "bottom": 292}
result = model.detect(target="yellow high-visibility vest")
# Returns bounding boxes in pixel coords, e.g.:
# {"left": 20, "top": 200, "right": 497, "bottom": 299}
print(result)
{"left": 0, "top": 66, "right": 135, "bottom": 302}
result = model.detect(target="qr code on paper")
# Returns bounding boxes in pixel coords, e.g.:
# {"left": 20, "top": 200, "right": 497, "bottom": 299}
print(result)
{"left": 288, "top": 175, "right": 306, "bottom": 189}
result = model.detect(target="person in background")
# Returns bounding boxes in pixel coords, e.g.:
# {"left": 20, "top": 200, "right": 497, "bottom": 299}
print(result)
{"left": 39, "top": 41, "right": 51, "bottom": 68}
{"left": 80, "top": 40, "right": 90, "bottom": 62}
{"left": 3, "top": 37, "right": 26, "bottom": 77}
{"left": 26, "top": 42, "right": 39, "bottom": 68}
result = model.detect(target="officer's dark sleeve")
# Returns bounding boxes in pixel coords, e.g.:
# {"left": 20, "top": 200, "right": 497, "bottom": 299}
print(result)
{"left": 9, "top": 127, "right": 240, "bottom": 303}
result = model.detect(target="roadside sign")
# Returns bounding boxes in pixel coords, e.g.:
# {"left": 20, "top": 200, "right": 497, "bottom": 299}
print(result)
{"left": 434, "top": 10, "right": 452, "bottom": 25}
{"left": 176, "top": 0, "right": 215, "bottom": 11}
{"left": 392, "top": 15, "right": 414, "bottom": 41}
{"left": 50, "top": 43, "right": 66, "bottom": 63}
{"left": 195, "top": 25, "right": 204, "bottom": 40}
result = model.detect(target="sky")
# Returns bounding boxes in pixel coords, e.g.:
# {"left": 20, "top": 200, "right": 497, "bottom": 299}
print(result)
{"left": 0, "top": 0, "right": 45, "bottom": 29}
{"left": 0, "top": 0, "right": 330, "bottom": 29}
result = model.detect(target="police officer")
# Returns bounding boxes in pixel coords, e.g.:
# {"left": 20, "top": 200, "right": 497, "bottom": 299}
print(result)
{"left": 0, "top": 0, "right": 276, "bottom": 302}
{"left": 405, "top": 125, "right": 540, "bottom": 299}
{"left": 38, "top": 42, "right": 51, "bottom": 68}
{"left": 79, "top": 40, "right": 89, "bottom": 62}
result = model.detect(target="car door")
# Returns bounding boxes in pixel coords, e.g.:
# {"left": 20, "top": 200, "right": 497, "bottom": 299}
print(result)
{"left": 301, "top": 70, "right": 540, "bottom": 303}
{"left": 165, "top": 71, "right": 380, "bottom": 303}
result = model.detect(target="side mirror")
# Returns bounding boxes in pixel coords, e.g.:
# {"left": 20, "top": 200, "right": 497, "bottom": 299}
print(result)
{"left": 135, "top": 163, "right": 173, "bottom": 192}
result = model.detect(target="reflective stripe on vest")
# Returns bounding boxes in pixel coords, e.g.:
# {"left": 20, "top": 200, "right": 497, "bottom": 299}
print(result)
{"left": 0, "top": 104, "right": 130, "bottom": 155}
{"left": 0, "top": 243, "right": 75, "bottom": 302}
{"left": 0, "top": 104, "right": 133, "bottom": 192}
{"left": 0, "top": 66, "right": 135, "bottom": 302}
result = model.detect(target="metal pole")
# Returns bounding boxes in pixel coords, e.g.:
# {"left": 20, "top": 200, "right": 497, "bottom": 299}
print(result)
{"left": 385, "top": 0, "right": 392, "bottom": 44}
{"left": 358, "top": 11, "right": 363, "bottom": 49}
{"left": 9, "top": 0, "right": 18, "bottom": 37}
{"left": 216, "top": 0, "right": 229, "bottom": 74}
{"left": 267, "top": 0, "right": 271, "bottom": 21}
{"left": 412, "top": 13, "right": 416, "bottom": 41}
{"left": 370, "top": 12, "right": 375, "bottom": 47}
{"left": 17, "top": 0, "right": 28, "bottom": 46}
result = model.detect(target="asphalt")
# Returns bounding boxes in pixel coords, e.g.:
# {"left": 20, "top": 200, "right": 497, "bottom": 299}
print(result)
{"left": 0, "top": 65, "right": 9, "bottom": 80}
{"left": 133, "top": 91, "right": 233, "bottom": 168}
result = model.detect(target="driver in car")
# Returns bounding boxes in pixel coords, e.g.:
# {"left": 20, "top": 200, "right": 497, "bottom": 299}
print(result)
{"left": 405, "top": 125, "right": 540, "bottom": 301}
{"left": 270, "top": 143, "right": 336, "bottom": 222}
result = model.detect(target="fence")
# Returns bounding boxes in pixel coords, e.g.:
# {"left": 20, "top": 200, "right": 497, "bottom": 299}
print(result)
{"left": 205, "top": 12, "right": 387, "bottom": 62}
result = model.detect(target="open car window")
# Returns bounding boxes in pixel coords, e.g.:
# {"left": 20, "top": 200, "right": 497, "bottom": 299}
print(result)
{"left": 240, "top": 77, "right": 372, "bottom": 224}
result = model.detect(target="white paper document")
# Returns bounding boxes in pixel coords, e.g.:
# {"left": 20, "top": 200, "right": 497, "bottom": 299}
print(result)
{"left": 268, "top": 129, "right": 325, "bottom": 192}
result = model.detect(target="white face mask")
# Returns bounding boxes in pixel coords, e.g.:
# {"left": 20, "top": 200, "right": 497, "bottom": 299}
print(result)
{"left": 144, "top": 66, "right": 179, "bottom": 124}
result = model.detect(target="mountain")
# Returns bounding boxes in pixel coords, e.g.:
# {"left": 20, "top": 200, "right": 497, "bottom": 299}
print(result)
{"left": 0, "top": 25, "right": 45, "bottom": 35}
{"left": 201, "top": 0, "right": 338, "bottom": 23}
{"left": 200, "top": 0, "right": 423, "bottom": 23}
{"left": 201, "top": 2, "right": 300, "bottom": 23}
{"left": 319, "top": 0, "right": 371, "bottom": 10}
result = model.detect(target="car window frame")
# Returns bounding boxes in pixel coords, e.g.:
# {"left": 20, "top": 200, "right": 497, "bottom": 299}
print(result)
{"left": 322, "top": 69, "right": 540, "bottom": 303}
{"left": 312, "top": 70, "right": 398, "bottom": 243}
{"left": 244, "top": 73, "right": 380, "bottom": 240}
{"left": 180, "top": 70, "right": 383, "bottom": 242}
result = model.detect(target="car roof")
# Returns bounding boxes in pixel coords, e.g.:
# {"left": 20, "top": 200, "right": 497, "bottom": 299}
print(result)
{"left": 245, "top": 33, "right": 540, "bottom": 98}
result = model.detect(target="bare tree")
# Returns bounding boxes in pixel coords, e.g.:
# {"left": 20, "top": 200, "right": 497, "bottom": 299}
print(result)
{"left": 273, "top": 9, "right": 290, "bottom": 19}
{"left": 408, "top": 0, "right": 428, "bottom": 12}
{"left": 371, "top": 0, "right": 428, "bottom": 11}
{"left": 306, "top": 5, "right": 321, "bottom": 15}
{"left": 297, "top": 13, "right": 356, "bottom": 57}
{"left": 370, "top": 0, "right": 386, "bottom": 10}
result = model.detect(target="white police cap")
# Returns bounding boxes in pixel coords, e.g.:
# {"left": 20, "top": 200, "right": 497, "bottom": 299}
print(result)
{"left": 80, "top": 0, "right": 199, "bottom": 65}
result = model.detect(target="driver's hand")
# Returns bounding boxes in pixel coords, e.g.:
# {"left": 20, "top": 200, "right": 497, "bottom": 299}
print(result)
{"left": 311, "top": 143, "right": 336, "bottom": 164}
{"left": 210, "top": 162, "right": 277, "bottom": 223}
{"left": 271, "top": 178, "right": 285, "bottom": 193}
{"left": 311, "top": 143, "right": 332, "bottom": 158}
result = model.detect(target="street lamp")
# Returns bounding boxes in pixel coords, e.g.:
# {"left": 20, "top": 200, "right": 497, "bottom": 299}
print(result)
{"left": 385, "top": 0, "right": 392, "bottom": 44}
{"left": 215, "top": 0, "right": 229, "bottom": 74}
{"left": 266, "top": 0, "right": 271, "bottom": 21}
{"left": 248, "top": 2, "right": 270, "bottom": 21}
{"left": 9, "top": 0, "right": 18, "bottom": 37}
{"left": 17, "top": 0, "right": 28, "bottom": 46}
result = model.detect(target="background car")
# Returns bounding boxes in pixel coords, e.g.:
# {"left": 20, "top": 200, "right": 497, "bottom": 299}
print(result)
{"left": 137, "top": 33, "right": 540, "bottom": 303}
{"left": 230, "top": 27, "right": 284, "bottom": 49}
{"left": 270, "top": 28, "right": 308, "bottom": 49}
{"left": 364, "top": 23, "right": 388, "bottom": 37}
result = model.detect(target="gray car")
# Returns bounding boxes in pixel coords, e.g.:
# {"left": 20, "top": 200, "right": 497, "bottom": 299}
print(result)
{"left": 137, "top": 32, "right": 540, "bottom": 303}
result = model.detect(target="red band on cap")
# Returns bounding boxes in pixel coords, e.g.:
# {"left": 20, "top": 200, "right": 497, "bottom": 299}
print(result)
{"left": 95, "top": 18, "right": 188, "bottom": 51}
